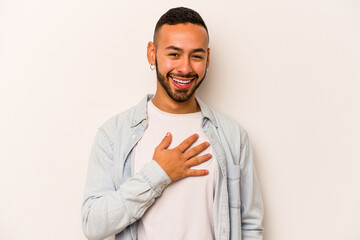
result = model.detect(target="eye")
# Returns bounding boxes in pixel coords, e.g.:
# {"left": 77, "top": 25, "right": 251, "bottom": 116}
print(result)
{"left": 193, "top": 55, "right": 203, "bottom": 59}
{"left": 169, "top": 53, "right": 179, "bottom": 57}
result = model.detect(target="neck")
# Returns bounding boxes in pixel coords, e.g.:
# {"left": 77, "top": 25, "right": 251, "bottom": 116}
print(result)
{"left": 152, "top": 88, "right": 200, "bottom": 114}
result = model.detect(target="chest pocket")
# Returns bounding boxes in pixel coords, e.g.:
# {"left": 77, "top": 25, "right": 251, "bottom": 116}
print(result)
{"left": 227, "top": 164, "right": 241, "bottom": 208}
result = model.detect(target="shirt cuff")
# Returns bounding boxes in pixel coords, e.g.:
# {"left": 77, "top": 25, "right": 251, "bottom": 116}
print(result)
{"left": 140, "top": 160, "right": 172, "bottom": 197}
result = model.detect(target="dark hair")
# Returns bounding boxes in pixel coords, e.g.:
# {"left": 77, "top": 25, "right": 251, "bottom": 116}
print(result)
{"left": 153, "top": 7, "right": 208, "bottom": 44}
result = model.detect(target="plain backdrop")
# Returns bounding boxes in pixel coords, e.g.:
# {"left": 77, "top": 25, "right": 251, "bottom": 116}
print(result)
{"left": 1, "top": 0, "right": 359, "bottom": 239}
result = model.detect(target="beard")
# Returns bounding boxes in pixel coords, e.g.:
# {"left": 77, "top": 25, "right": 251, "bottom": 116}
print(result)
{"left": 155, "top": 59, "right": 206, "bottom": 102}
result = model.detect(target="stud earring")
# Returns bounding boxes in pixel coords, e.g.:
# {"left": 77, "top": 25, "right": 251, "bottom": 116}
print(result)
{"left": 150, "top": 65, "right": 155, "bottom": 70}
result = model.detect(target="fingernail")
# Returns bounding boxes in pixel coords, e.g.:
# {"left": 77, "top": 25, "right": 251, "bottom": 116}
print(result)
{"left": 208, "top": 153, "right": 212, "bottom": 158}
{"left": 206, "top": 142, "right": 209, "bottom": 147}
{"left": 166, "top": 132, "right": 170, "bottom": 136}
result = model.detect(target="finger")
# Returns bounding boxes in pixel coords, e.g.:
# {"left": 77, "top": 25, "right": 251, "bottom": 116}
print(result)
{"left": 186, "top": 153, "right": 212, "bottom": 167}
{"left": 183, "top": 141, "right": 210, "bottom": 159}
{"left": 186, "top": 169, "right": 209, "bottom": 177}
{"left": 176, "top": 133, "right": 199, "bottom": 152}
{"left": 156, "top": 132, "right": 172, "bottom": 150}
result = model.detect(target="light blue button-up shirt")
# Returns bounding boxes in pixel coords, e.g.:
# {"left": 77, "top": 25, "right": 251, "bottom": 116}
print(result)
{"left": 82, "top": 94, "right": 264, "bottom": 240}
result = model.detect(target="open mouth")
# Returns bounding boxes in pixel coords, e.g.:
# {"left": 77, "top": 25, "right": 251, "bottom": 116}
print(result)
{"left": 170, "top": 76, "right": 195, "bottom": 89}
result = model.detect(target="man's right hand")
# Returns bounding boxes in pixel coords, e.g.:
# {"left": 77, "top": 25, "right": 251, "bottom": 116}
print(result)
{"left": 152, "top": 132, "right": 212, "bottom": 182}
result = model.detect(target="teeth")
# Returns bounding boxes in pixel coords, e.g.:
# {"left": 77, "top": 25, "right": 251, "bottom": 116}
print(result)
{"left": 172, "top": 77, "right": 192, "bottom": 84}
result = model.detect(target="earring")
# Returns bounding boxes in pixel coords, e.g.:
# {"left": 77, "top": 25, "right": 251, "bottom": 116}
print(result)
{"left": 150, "top": 65, "right": 155, "bottom": 70}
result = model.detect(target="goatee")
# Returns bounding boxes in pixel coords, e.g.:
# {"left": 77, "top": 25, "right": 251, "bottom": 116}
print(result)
{"left": 155, "top": 59, "right": 206, "bottom": 102}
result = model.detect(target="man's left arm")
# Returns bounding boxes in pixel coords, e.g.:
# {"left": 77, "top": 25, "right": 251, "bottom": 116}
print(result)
{"left": 240, "top": 132, "right": 264, "bottom": 239}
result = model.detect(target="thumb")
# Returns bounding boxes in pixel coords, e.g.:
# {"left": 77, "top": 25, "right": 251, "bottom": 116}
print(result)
{"left": 157, "top": 132, "right": 172, "bottom": 150}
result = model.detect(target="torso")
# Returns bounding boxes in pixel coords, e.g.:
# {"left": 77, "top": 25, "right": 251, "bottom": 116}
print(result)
{"left": 133, "top": 100, "right": 217, "bottom": 240}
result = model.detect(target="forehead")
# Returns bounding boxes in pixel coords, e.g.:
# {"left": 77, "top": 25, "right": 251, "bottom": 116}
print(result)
{"left": 156, "top": 23, "right": 209, "bottom": 50}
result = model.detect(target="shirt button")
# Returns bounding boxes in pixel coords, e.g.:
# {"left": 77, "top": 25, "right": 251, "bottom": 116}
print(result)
{"left": 132, "top": 121, "right": 136, "bottom": 125}
{"left": 161, "top": 184, "right": 166, "bottom": 189}
{"left": 132, "top": 135, "right": 136, "bottom": 140}
{"left": 142, "top": 119, "right": 147, "bottom": 124}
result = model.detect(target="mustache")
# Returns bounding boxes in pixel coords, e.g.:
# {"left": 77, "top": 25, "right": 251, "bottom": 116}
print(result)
{"left": 168, "top": 72, "right": 198, "bottom": 79}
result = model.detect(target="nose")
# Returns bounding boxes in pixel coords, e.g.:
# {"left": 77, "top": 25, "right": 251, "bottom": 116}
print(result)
{"left": 176, "top": 57, "right": 193, "bottom": 75}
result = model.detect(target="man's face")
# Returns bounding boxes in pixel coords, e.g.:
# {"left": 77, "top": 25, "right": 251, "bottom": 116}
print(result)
{"left": 150, "top": 23, "right": 209, "bottom": 102}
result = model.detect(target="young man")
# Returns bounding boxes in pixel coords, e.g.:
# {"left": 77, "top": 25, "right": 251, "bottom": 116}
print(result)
{"left": 82, "top": 7, "right": 264, "bottom": 240}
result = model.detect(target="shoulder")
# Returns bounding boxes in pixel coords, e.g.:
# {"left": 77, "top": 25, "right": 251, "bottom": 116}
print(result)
{"left": 208, "top": 105, "right": 249, "bottom": 146}
{"left": 96, "top": 95, "right": 150, "bottom": 143}
{"left": 97, "top": 105, "right": 136, "bottom": 143}
{"left": 197, "top": 97, "right": 248, "bottom": 141}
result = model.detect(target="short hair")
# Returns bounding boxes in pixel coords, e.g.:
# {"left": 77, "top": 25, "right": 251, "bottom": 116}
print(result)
{"left": 153, "top": 7, "right": 209, "bottom": 45}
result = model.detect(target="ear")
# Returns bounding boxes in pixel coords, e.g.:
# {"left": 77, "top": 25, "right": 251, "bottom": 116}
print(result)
{"left": 206, "top": 47, "right": 210, "bottom": 70}
{"left": 147, "top": 41, "right": 156, "bottom": 65}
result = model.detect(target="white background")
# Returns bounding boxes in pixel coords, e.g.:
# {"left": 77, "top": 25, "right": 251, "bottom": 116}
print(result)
{"left": 1, "top": 0, "right": 359, "bottom": 239}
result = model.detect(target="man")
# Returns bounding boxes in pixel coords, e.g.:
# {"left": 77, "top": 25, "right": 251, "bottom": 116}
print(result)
{"left": 82, "top": 7, "right": 264, "bottom": 240}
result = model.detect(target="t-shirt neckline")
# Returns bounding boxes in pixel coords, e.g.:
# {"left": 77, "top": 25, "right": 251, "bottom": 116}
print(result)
{"left": 149, "top": 100, "right": 202, "bottom": 119}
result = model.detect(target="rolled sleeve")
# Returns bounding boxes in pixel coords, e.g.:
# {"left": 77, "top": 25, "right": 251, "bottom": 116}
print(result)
{"left": 140, "top": 160, "right": 172, "bottom": 197}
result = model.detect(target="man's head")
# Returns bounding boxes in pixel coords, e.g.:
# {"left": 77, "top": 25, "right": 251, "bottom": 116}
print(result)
{"left": 147, "top": 7, "right": 210, "bottom": 103}
{"left": 153, "top": 7, "right": 209, "bottom": 47}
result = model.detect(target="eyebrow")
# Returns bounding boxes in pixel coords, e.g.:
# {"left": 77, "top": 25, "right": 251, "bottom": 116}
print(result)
{"left": 165, "top": 46, "right": 206, "bottom": 54}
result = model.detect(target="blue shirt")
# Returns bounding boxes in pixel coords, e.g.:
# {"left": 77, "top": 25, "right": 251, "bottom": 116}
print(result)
{"left": 82, "top": 94, "right": 264, "bottom": 240}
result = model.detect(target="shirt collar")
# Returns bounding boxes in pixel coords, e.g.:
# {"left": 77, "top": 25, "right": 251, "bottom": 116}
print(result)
{"left": 195, "top": 96, "right": 218, "bottom": 128}
{"left": 131, "top": 94, "right": 218, "bottom": 128}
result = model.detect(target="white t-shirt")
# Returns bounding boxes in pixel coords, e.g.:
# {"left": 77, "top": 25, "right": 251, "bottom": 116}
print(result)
{"left": 133, "top": 100, "right": 216, "bottom": 240}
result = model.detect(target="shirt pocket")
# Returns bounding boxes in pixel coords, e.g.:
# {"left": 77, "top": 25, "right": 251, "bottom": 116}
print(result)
{"left": 227, "top": 164, "right": 241, "bottom": 208}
